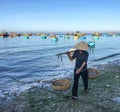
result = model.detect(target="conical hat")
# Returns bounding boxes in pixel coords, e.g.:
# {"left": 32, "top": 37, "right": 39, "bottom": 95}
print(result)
{"left": 74, "top": 41, "right": 88, "bottom": 51}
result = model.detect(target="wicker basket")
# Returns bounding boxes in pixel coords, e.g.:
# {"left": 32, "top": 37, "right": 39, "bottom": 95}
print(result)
{"left": 51, "top": 79, "right": 71, "bottom": 91}
{"left": 88, "top": 68, "right": 99, "bottom": 79}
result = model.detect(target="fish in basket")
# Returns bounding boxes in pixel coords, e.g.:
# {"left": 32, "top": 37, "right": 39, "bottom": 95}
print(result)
{"left": 88, "top": 68, "right": 99, "bottom": 79}
{"left": 51, "top": 79, "right": 71, "bottom": 91}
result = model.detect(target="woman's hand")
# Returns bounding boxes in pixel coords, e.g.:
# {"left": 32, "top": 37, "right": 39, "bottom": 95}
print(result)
{"left": 75, "top": 62, "right": 86, "bottom": 75}
{"left": 66, "top": 51, "right": 73, "bottom": 61}
{"left": 75, "top": 68, "right": 81, "bottom": 75}
{"left": 66, "top": 51, "right": 71, "bottom": 55}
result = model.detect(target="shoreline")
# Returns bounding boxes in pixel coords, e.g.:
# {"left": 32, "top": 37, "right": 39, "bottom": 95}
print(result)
{"left": 0, "top": 59, "right": 120, "bottom": 112}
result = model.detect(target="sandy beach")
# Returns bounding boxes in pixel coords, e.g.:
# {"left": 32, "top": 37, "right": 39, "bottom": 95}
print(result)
{"left": 0, "top": 59, "right": 120, "bottom": 112}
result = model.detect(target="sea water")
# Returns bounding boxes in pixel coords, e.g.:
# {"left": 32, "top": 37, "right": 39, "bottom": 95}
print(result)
{"left": 0, "top": 35, "right": 120, "bottom": 99}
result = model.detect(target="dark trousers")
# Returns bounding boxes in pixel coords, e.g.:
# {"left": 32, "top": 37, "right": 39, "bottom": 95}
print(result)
{"left": 72, "top": 70, "right": 88, "bottom": 97}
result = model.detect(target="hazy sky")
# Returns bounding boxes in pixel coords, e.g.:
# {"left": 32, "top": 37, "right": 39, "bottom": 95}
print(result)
{"left": 0, "top": 0, "right": 120, "bottom": 32}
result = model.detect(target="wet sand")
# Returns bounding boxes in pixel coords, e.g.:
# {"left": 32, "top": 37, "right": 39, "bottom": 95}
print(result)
{"left": 0, "top": 59, "right": 120, "bottom": 112}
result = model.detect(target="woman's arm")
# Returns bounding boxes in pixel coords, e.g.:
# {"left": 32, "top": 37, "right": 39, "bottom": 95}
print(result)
{"left": 75, "top": 61, "right": 86, "bottom": 74}
{"left": 67, "top": 51, "right": 74, "bottom": 61}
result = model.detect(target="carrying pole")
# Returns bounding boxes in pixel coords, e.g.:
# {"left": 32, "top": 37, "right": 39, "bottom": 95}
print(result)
{"left": 55, "top": 49, "right": 76, "bottom": 56}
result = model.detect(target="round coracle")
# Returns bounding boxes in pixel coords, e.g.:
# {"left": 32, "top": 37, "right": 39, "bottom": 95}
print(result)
{"left": 88, "top": 68, "right": 99, "bottom": 79}
{"left": 51, "top": 79, "right": 71, "bottom": 91}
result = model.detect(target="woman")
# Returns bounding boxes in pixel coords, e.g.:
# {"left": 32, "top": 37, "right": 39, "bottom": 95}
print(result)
{"left": 67, "top": 41, "right": 89, "bottom": 100}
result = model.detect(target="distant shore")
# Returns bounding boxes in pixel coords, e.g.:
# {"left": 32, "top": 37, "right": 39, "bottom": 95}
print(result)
{"left": 0, "top": 59, "right": 120, "bottom": 112}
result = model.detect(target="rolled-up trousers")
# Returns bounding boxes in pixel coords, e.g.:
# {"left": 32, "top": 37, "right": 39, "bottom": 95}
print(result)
{"left": 72, "top": 70, "right": 88, "bottom": 97}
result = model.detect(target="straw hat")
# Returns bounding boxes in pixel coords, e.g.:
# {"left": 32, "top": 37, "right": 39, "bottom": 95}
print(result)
{"left": 74, "top": 41, "right": 88, "bottom": 51}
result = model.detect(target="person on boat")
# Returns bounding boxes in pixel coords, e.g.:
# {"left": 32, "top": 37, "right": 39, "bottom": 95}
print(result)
{"left": 67, "top": 41, "right": 89, "bottom": 100}
{"left": 88, "top": 37, "right": 95, "bottom": 54}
